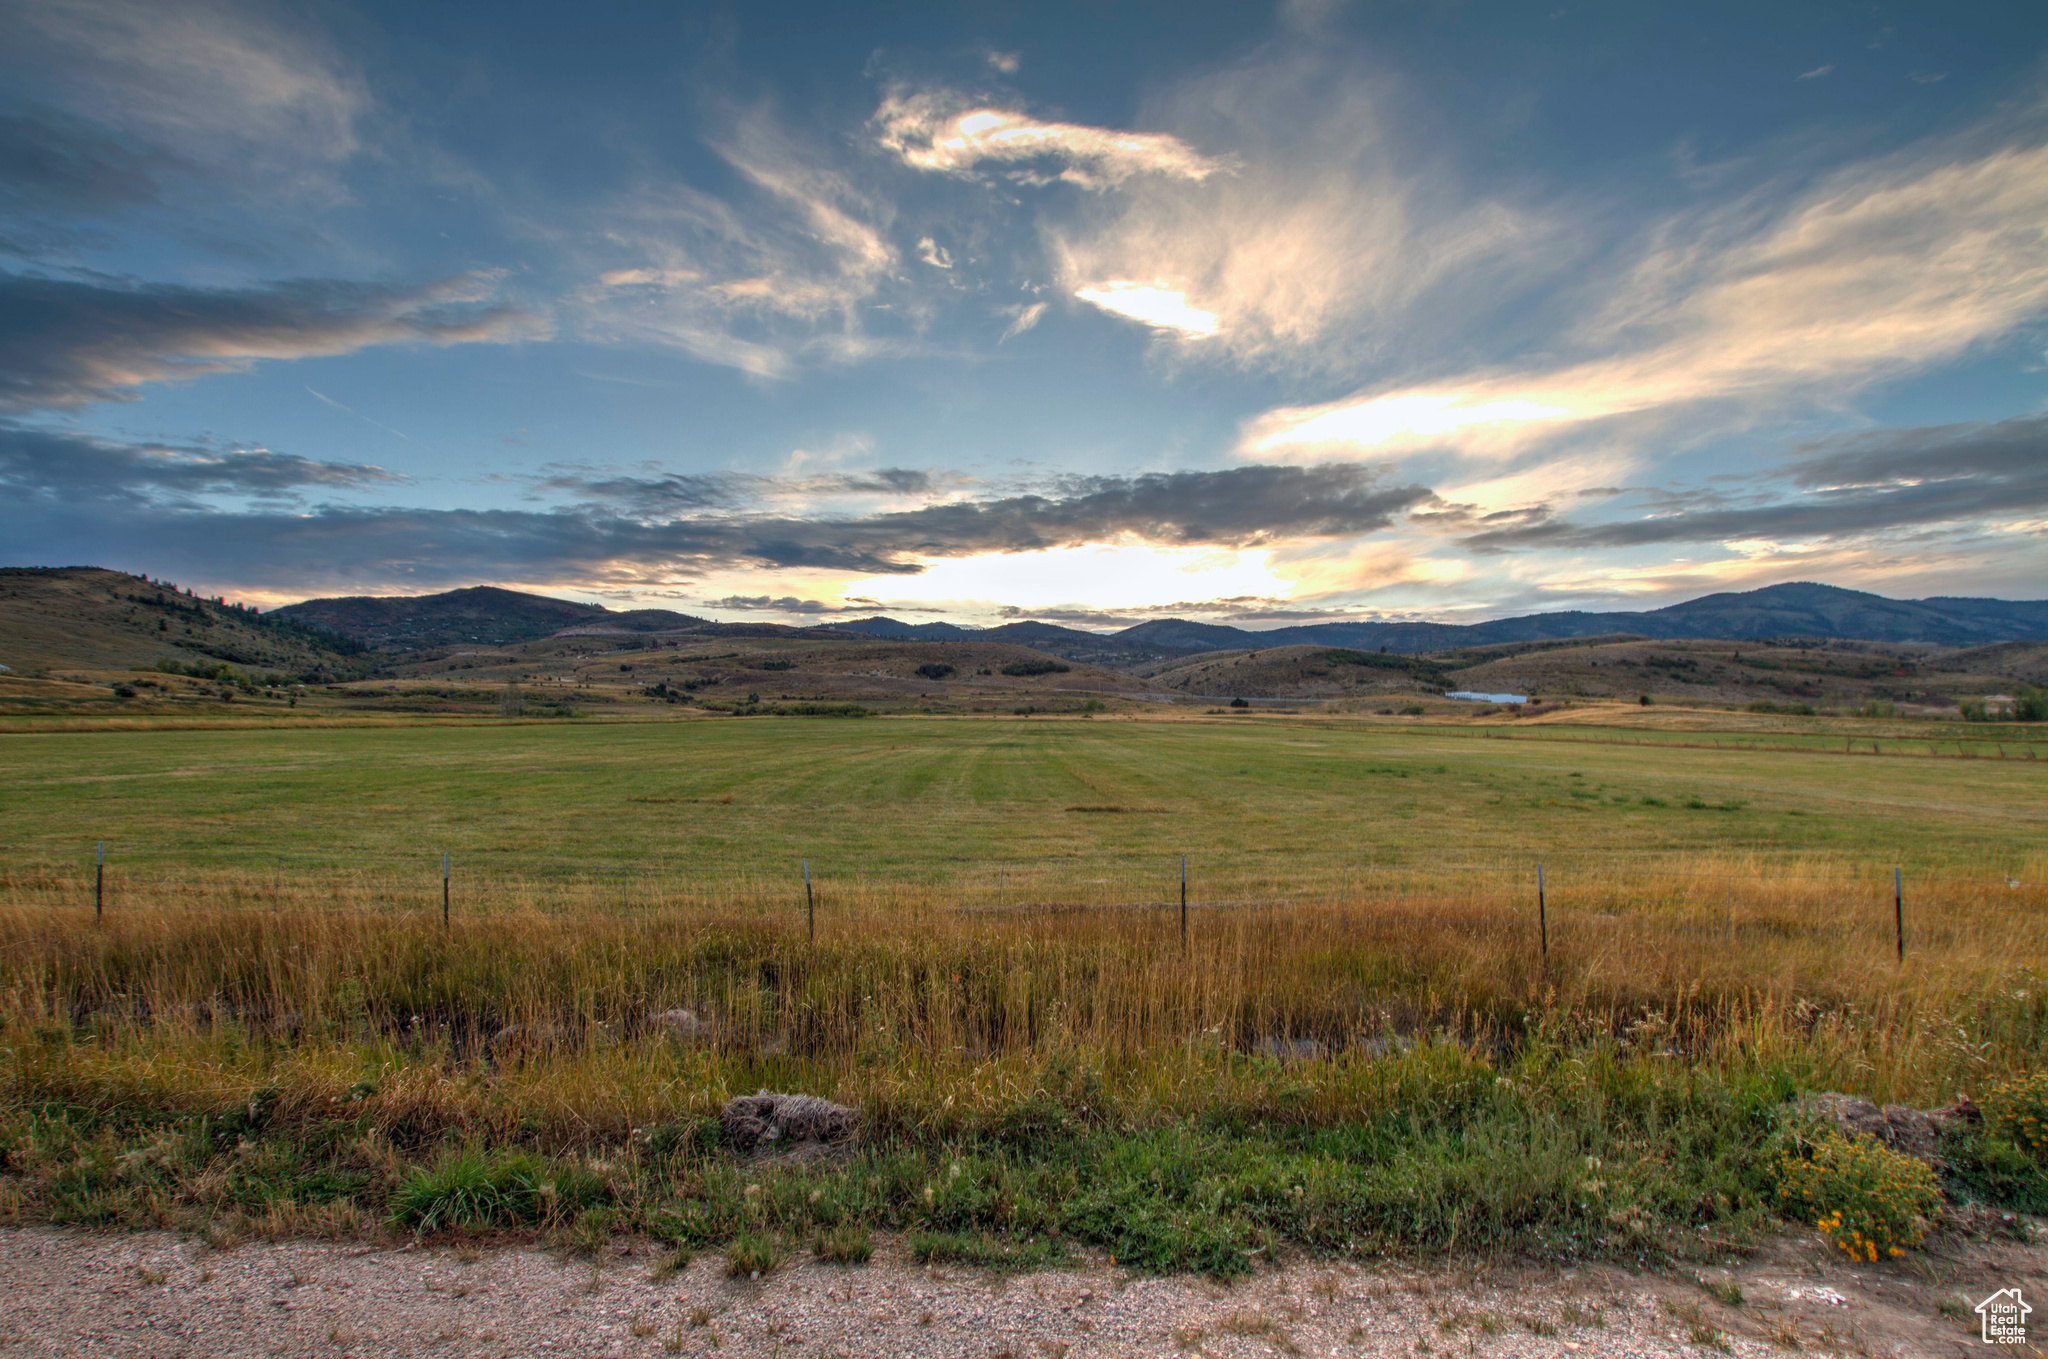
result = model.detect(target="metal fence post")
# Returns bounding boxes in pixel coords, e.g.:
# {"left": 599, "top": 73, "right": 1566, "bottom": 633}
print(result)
{"left": 1180, "top": 854, "right": 1188, "bottom": 953}
{"left": 1537, "top": 862, "right": 1547, "bottom": 959}
{"left": 95, "top": 841, "right": 104, "bottom": 925}
{"left": 442, "top": 853, "right": 451, "bottom": 928}
{"left": 1894, "top": 865, "right": 1903, "bottom": 962}
{"left": 805, "top": 858, "right": 814, "bottom": 943}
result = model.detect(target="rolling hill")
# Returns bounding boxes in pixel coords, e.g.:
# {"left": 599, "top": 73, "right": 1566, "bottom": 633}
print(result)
{"left": 0, "top": 567, "right": 367, "bottom": 679}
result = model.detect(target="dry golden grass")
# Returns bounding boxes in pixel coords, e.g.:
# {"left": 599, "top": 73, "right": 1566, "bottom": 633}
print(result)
{"left": 4, "top": 849, "right": 2042, "bottom": 1145}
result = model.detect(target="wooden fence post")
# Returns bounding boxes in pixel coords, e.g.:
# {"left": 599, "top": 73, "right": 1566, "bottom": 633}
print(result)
{"left": 442, "top": 853, "right": 450, "bottom": 928}
{"left": 95, "top": 841, "right": 104, "bottom": 925}
{"left": 1180, "top": 854, "right": 1188, "bottom": 953}
{"left": 805, "top": 858, "right": 814, "bottom": 943}
{"left": 1537, "top": 862, "right": 1547, "bottom": 959}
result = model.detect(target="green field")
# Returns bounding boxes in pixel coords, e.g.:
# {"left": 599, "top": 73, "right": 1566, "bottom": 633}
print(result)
{"left": 4, "top": 715, "right": 2043, "bottom": 889}
{"left": 3, "top": 712, "right": 2046, "bottom": 1274}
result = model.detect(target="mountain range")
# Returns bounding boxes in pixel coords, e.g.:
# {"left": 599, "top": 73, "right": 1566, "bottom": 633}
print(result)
{"left": 833, "top": 583, "right": 2048, "bottom": 656}
{"left": 258, "top": 580, "right": 2048, "bottom": 662}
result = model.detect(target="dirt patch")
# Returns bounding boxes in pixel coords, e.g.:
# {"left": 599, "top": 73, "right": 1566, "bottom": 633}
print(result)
{"left": 1, "top": 1225, "right": 2043, "bottom": 1357}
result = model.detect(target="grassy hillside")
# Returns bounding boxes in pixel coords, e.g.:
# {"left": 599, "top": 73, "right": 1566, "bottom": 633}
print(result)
{"left": 0, "top": 567, "right": 367, "bottom": 681}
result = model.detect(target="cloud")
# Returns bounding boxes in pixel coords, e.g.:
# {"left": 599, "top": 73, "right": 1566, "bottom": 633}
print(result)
{"left": 1045, "top": 43, "right": 1542, "bottom": 370}
{"left": 0, "top": 110, "right": 170, "bottom": 219}
{"left": 702, "top": 595, "right": 864, "bottom": 614}
{"left": 0, "top": 459, "right": 1434, "bottom": 591}
{"left": 0, "top": 271, "right": 540, "bottom": 411}
{"left": 1797, "top": 65, "right": 1834, "bottom": 80}
{"left": 1244, "top": 135, "right": 2048, "bottom": 460}
{"left": 577, "top": 105, "right": 899, "bottom": 377}
{"left": 916, "top": 236, "right": 953, "bottom": 268}
{"left": 539, "top": 465, "right": 937, "bottom": 515}
{"left": 1456, "top": 414, "right": 2048, "bottom": 551}
{"left": 999, "top": 301, "right": 1047, "bottom": 341}
{"left": 0, "top": 423, "right": 397, "bottom": 509}
{"left": 1072, "top": 283, "right": 1219, "bottom": 337}
{"left": 1, "top": 0, "right": 371, "bottom": 198}
{"left": 873, "top": 90, "right": 1228, "bottom": 189}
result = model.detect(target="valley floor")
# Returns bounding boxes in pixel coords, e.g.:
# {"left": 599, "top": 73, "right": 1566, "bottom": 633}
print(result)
{"left": 0, "top": 1225, "right": 2039, "bottom": 1358}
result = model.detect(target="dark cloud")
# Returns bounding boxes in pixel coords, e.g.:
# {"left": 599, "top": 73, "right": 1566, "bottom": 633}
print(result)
{"left": 2, "top": 453, "right": 1432, "bottom": 592}
{"left": 534, "top": 469, "right": 756, "bottom": 516}
{"left": 534, "top": 465, "right": 940, "bottom": 515}
{"left": 832, "top": 467, "right": 932, "bottom": 495}
{"left": 0, "top": 271, "right": 541, "bottom": 411}
{"left": 1460, "top": 415, "right": 2048, "bottom": 552}
{"left": 702, "top": 595, "right": 863, "bottom": 614}
{"left": 0, "top": 424, "right": 397, "bottom": 509}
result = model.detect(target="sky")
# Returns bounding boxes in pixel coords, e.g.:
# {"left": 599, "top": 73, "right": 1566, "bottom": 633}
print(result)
{"left": 3, "top": 0, "right": 2046, "bottom": 629}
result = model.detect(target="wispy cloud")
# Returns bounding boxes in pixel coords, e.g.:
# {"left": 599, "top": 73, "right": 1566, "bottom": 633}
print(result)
{"left": 2, "top": 0, "right": 372, "bottom": 200}
{"left": 1797, "top": 65, "right": 1835, "bottom": 80}
{"left": 1244, "top": 135, "right": 2048, "bottom": 460}
{"left": 0, "top": 271, "right": 540, "bottom": 411}
{"left": 1044, "top": 42, "right": 1542, "bottom": 370}
{"left": 576, "top": 104, "right": 899, "bottom": 378}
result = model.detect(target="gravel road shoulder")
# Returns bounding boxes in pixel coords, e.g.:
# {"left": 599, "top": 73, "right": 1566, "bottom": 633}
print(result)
{"left": 0, "top": 1224, "right": 2041, "bottom": 1357}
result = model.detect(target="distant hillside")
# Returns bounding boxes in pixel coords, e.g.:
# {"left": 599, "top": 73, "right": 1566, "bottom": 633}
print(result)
{"left": 551, "top": 609, "right": 710, "bottom": 636}
{"left": 273, "top": 585, "right": 613, "bottom": 648}
{"left": 0, "top": 567, "right": 368, "bottom": 679}
{"left": 834, "top": 616, "right": 981, "bottom": 640}
{"left": 260, "top": 578, "right": 2048, "bottom": 663}
{"left": 998, "top": 583, "right": 2048, "bottom": 658}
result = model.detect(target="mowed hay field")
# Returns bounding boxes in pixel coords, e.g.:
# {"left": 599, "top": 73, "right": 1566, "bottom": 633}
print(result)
{"left": 3, "top": 713, "right": 2047, "bottom": 1274}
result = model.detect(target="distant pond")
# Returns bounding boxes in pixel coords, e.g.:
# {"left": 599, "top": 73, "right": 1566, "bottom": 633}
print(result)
{"left": 1445, "top": 690, "right": 1528, "bottom": 704}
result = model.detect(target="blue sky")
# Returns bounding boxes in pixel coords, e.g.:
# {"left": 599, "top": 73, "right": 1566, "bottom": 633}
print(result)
{"left": 4, "top": 0, "right": 2045, "bottom": 626}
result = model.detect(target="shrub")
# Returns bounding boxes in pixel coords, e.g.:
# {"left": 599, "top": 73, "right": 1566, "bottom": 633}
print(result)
{"left": 916, "top": 662, "right": 955, "bottom": 680}
{"left": 1230, "top": 697, "right": 1249, "bottom": 709}
{"left": 1001, "top": 659, "right": 1070, "bottom": 677}
{"left": 1983, "top": 1072, "right": 2048, "bottom": 1162}
{"left": 1773, "top": 1130, "right": 1940, "bottom": 1261}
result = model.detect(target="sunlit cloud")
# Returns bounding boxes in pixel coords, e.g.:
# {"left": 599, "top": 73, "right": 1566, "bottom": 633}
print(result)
{"left": 1072, "top": 282, "right": 1219, "bottom": 338}
{"left": 1242, "top": 136, "right": 2048, "bottom": 460}
{"left": 873, "top": 90, "right": 1227, "bottom": 188}
{"left": 1043, "top": 44, "right": 1542, "bottom": 373}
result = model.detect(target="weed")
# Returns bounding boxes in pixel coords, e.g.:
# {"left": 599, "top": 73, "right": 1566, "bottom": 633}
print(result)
{"left": 724, "top": 1230, "right": 786, "bottom": 1277}
{"left": 1701, "top": 1277, "right": 1744, "bottom": 1307}
{"left": 814, "top": 1221, "right": 872, "bottom": 1264}
{"left": 649, "top": 1245, "right": 692, "bottom": 1281}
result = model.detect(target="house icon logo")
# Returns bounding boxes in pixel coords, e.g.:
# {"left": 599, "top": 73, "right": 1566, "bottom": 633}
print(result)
{"left": 1977, "top": 1288, "right": 2031, "bottom": 1345}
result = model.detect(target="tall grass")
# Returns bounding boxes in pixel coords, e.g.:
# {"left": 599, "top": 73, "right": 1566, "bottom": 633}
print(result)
{"left": 4, "top": 853, "right": 2042, "bottom": 1140}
